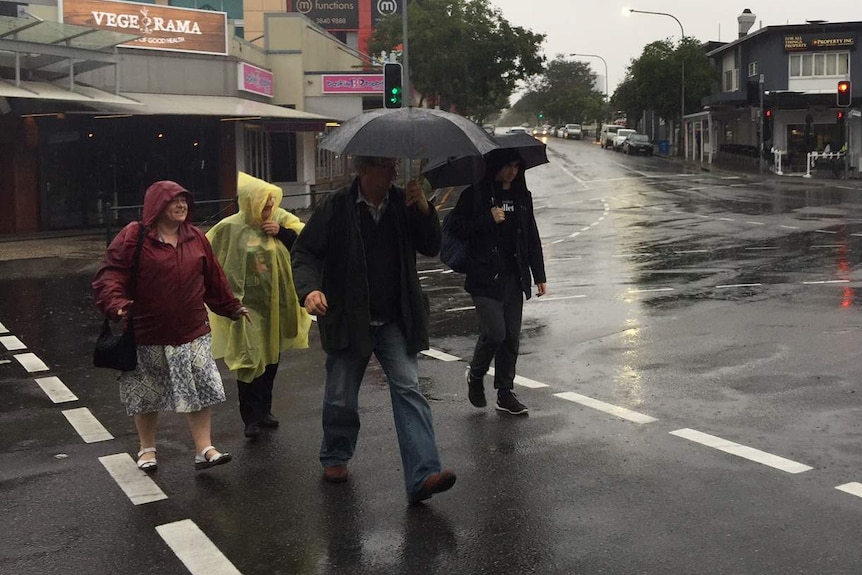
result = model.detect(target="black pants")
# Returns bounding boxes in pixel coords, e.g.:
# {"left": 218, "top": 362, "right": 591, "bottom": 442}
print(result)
{"left": 237, "top": 362, "right": 279, "bottom": 425}
{"left": 469, "top": 273, "right": 524, "bottom": 390}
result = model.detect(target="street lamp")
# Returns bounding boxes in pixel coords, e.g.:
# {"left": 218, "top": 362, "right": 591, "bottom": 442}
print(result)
{"left": 624, "top": 7, "right": 686, "bottom": 156}
{"left": 571, "top": 53, "right": 608, "bottom": 139}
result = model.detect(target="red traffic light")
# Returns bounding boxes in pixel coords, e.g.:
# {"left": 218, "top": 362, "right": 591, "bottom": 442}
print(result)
{"left": 764, "top": 109, "right": 772, "bottom": 118}
{"left": 837, "top": 110, "right": 845, "bottom": 120}
{"left": 837, "top": 80, "right": 852, "bottom": 106}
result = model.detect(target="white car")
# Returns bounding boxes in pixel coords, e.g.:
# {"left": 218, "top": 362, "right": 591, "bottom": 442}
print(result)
{"left": 612, "top": 129, "right": 636, "bottom": 152}
{"left": 563, "top": 123, "right": 582, "bottom": 140}
{"left": 506, "top": 126, "right": 529, "bottom": 135}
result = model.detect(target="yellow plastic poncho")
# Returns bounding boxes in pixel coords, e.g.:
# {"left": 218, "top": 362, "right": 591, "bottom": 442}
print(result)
{"left": 207, "top": 172, "right": 311, "bottom": 382}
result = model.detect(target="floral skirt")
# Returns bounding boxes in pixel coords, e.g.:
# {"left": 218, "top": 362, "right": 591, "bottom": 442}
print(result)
{"left": 119, "top": 333, "right": 226, "bottom": 415}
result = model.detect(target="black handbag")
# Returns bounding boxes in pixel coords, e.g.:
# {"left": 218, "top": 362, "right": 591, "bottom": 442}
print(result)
{"left": 93, "top": 223, "right": 145, "bottom": 371}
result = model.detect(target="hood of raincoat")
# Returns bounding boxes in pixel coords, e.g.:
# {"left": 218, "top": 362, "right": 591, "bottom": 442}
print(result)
{"left": 237, "top": 172, "right": 283, "bottom": 227}
{"left": 205, "top": 172, "right": 309, "bottom": 382}
{"left": 142, "top": 180, "right": 193, "bottom": 227}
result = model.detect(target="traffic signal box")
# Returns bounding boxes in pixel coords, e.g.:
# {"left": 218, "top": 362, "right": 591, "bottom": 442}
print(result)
{"left": 837, "top": 80, "right": 851, "bottom": 107}
{"left": 763, "top": 108, "right": 773, "bottom": 142}
{"left": 383, "top": 63, "right": 403, "bottom": 109}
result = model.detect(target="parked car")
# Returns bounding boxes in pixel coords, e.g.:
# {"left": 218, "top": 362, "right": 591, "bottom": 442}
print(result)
{"left": 506, "top": 126, "right": 529, "bottom": 135}
{"left": 600, "top": 124, "right": 622, "bottom": 148}
{"left": 612, "top": 128, "right": 636, "bottom": 152}
{"left": 563, "top": 123, "right": 582, "bottom": 140}
{"left": 623, "top": 133, "right": 653, "bottom": 155}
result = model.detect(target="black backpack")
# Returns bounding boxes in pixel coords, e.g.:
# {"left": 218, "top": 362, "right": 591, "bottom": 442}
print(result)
{"left": 440, "top": 211, "right": 468, "bottom": 273}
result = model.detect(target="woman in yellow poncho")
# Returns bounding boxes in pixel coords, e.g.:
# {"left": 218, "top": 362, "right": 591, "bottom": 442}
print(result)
{"left": 207, "top": 172, "right": 311, "bottom": 439}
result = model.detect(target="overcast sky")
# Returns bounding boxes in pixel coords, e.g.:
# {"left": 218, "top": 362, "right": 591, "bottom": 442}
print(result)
{"left": 488, "top": 0, "right": 861, "bottom": 98}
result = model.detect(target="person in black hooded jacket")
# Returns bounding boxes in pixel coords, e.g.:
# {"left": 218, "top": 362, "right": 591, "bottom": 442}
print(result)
{"left": 446, "top": 148, "right": 547, "bottom": 415}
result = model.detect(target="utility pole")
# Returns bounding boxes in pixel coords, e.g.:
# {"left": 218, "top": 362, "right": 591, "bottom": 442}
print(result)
{"left": 759, "top": 73, "right": 764, "bottom": 174}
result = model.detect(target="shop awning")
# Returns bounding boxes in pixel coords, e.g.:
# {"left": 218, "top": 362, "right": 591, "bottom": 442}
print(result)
{"left": 0, "top": 80, "right": 142, "bottom": 106}
{"left": 109, "top": 92, "right": 331, "bottom": 121}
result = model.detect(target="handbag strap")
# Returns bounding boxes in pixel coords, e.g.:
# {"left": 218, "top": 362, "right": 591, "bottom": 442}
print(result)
{"left": 128, "top": 222, "right": 146, "bottom": 299}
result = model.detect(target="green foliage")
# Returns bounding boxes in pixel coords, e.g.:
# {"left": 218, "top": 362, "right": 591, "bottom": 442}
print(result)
{"left": 612, "top": 37, "right": 716, "bottom": 124}
{"left": 522, "top": 56, "right": 606, "bottom": 124}
{"left": 368, "top": 0, "right": 545, "bottom": 124}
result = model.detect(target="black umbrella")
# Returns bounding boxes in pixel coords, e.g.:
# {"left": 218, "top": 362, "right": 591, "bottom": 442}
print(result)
{"left": 422, "top": 132, "right": 549, "bottom": 188}
{"left": 319, "top": 107, "right": 498, "bottom": 160}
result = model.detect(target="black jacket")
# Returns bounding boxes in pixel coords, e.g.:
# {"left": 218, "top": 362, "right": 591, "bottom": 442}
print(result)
{"left": 291, "top": 179, "right": 441, "bottom": 356}
{"left": 447, "top": 180, "right": 546, "bottom": 300}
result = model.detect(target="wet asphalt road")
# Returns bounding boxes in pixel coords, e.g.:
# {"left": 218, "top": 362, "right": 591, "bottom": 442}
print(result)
{"left": 4, "top": 141, "right": 862, "bottom": 574}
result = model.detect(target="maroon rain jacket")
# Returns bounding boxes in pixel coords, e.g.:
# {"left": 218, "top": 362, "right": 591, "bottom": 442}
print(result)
{"left": 92, "top": 181, "right": 243, "bottom": 346}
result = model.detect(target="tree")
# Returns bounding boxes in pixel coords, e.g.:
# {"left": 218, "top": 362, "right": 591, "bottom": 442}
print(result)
{"left": 368, "top": 0, "right": 545, "bottom": 124}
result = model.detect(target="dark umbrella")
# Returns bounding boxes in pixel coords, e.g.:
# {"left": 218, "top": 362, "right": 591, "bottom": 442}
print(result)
{"left": 319, "top": 107, "right": 498, "bottom": 160}
{"left": 422, "top": 132, "right": 549, "bottom": 188}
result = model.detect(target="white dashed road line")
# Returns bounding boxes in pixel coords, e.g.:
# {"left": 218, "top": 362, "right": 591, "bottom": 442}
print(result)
{"left": 802, "top": 279, "right": 850, "bottom": 285}
{"left": 35, "top": 376, "right": 78, "bottom": 403}
{"left": 836, "top": 483, "right": 862, "bottom": 499}
{"left": 62, "top": 407, "right": 114, "bottom": 443}
{"left": 716, "top": 283, "right": 762, "bottom": 289}
{"left": 0, "top": 335, "right": 26, "bottom": 351}
{"left": 630, "top": 287, "right": 674, "bottom": 294}
{"left": 669, "top": 428, "right": 813, "bottom": 474}
{"left": 554, "top": 391, "right": 657, "bottom": 424}
{"left": 99, "top": 453, "right": 168, "bottom": 505}
{"left": 13, "top": 352, "right": 49, "bottom": 372}
{"left": 513, "top": 375, "right": 549, "bottom": 389}
{"left": 421, "top": 348, "right": 461, "bottom": 362}
{"left": 156, "top": 519, "right": 242, "bottom": 575}
{"left": 0, "top": 322, "right": 7, "bottom": 333}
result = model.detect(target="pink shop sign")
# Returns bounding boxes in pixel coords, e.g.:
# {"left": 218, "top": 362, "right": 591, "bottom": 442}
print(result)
{"left": 322, "top": 74, "right": 384, "bottom": 94}
{"left": 238, "top": 62, "right": 274, "bottom": 98}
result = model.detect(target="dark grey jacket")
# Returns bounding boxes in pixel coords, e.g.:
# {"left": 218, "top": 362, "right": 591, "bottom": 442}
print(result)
{"left": 447, "top": 179, "right": 546, "bottom": 300}
{"left": 291, "top": 179, "right": 440, "bottom": 356}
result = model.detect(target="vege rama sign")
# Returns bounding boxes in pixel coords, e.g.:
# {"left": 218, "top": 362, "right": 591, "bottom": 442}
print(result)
{"left": 62, "top": 0, "right": 228, "bottom": 55}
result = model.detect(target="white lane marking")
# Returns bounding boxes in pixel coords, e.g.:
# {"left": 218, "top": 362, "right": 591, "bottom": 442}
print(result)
{"left": 569, "top": 232, "right": 581, "bottom": 238}
{"left": 745, "top": 246, "right": 778, "bottom": 251}
{"left": 836, "top": 483, "right": 862, "bottom": 499}
{"left": 13, "top": 353, "right": 48, "bottom": 372}
{"left": 514, "top": 375, "right": 549, "bottom": 389}
{"left": 0, "top": 360, "right": 10, "bottom": 365}
{"left": 558, "top": 164, "right": 586, "bottom": 185}
{"left": 669, "top": 428, "right": 813, "bottom": 474}
{"left": 745, "top": 221, "right": 765, "bottom": 226}
{"left": 671, "top": 210, "right": 685, "bottom": 214}
{"left": 446, "top": 305, "right": 476, "bottom": 312}
{"left": 547, "top": 256, "right": 583, "bottom": 262}
{"left": 811, "top": 245, "right": 843, "bottom": 249}
{"left": 815, "top": 229, "right": 838, "bottom": 234}
{"left": 156, "top": 519, "right": 242, "bottom": 575}
{"left": 630, "top": 287, "right": 674, "bottom": 293}
{"left": 0, "top": 322, "right": 7, "bottom": 333}
{"left": 62, "top": 407, "right": 114, "bottom": 443}
{"left": 581, "top": 226, "right": 591, "bottom": 232}
{"left": 535, "top": 295, "right": 587, "bottom": 302}
{"left": 417, "top": 268, "right": 447, "bottom": 274}
{"left": 673, "top": 249, "right": 709, "bottom": 254}
{"left": 695, "top": 214, "right": 710, "bottom": 219}
{"left": 35, "top": 376, "right": 78, "bottom": 403}
{"left": 851, "top": 233, "right": 862, "bottom": 237}
{"left": 0, "top": 335, "right": 26, "bottom": 351}
{"left": 551, "top": 239, "right": 566, "bottom": 244}
{"left": 554, "top": 392, "right": 657, "bottom": 424}
{"left": 718, "top": 217, "right": 735, "bottom": 222}
{"left": 802, "top": 279, "right": 850, "bottom": 285}
{"left": 780, "top": 225, "right": 800, "bottom": 229}
{"left": 421, "top": 348, "right": 461, "bottom": 362}
{"left": 716, "top": 283, "right": 762, "bottom": 289}
{"left": 99, "top": 453, "right": 168, "bottom": 505}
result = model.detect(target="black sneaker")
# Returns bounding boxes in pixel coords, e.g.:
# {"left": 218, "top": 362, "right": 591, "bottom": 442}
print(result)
{"left": 465, "top": 367, "right": 486, "bottom": 408}
{"left": 496, "top": 391, "right": 528, "bottom": 415}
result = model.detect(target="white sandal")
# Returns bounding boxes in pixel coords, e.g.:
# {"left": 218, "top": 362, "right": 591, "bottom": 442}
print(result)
{"left": 194, "top": 445, "right": 232, "bottom": 470}
{"left": 136, "top": 447, "right": 157, "bottom": 472}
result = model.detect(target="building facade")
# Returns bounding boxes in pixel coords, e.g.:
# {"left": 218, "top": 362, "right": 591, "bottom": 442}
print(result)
{"left": 686, "top": 13, "right": 860, "bottom": 176}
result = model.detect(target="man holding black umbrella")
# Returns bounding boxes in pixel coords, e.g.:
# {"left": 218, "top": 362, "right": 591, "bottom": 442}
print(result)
{"left": 291, "top": 156, "right": 456, "bottom": 505}
{"left": 445, "top": 148, "right": 547, "bottom": 415}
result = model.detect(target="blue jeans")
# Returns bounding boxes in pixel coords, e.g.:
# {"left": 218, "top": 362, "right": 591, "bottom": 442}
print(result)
{"left": 320, "top": 322, "right": 441, "bottom": 496}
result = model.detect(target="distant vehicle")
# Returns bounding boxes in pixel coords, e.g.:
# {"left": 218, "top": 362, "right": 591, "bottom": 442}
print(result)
{"left": 506, "top": 126, "right": 529, "bottom": 135}
{"left": 532, "top": 125, "right": 551, "bottom": 137}
{"left": 623, "top": 133, "right": 653, "bottom": 156}
{"left": 612, "top": 128, "right": 636, "bottom": 152}
{"left": 482, "top": 124, "right": 495, "bottom": 136}
{"left": 563, "top": 123, "right": 582, "bottom": 140}
{"left": 600, "top": 124, "right": 622, "bottom": 149}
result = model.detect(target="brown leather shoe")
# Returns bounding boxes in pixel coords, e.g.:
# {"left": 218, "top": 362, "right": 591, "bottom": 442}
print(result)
{"left": 409, "top": 470, "right": 456, "bottom": 504}
{"left": 323, "top": 465, "right": 349, "bottom": 483}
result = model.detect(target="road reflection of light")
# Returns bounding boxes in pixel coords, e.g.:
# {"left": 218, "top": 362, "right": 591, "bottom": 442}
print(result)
{"left": 836, "top": 240, "right": 853, "bottom": 308}
{"left": 616, "top": 318, "right": 645, "bottom": 407}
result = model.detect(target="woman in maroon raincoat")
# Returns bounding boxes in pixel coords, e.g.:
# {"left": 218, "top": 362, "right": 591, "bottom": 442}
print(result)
{"left": 93, "top": 181, "right": 249, "bottom": 472}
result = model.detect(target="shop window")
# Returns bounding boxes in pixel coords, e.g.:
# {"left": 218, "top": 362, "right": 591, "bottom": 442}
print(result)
{"left": 244, "top": 124, "right": 271, "bottom": 182}
{"left": 270, "top": 132, "right": 297, "bottom": 182}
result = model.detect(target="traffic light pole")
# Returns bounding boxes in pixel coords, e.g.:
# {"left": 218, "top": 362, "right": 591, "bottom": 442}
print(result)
{"left": 759, "top": 73, "right": 764, "bottom": 174}
{"left": 401, "top": 0, "right": 412, "bottom": 181}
